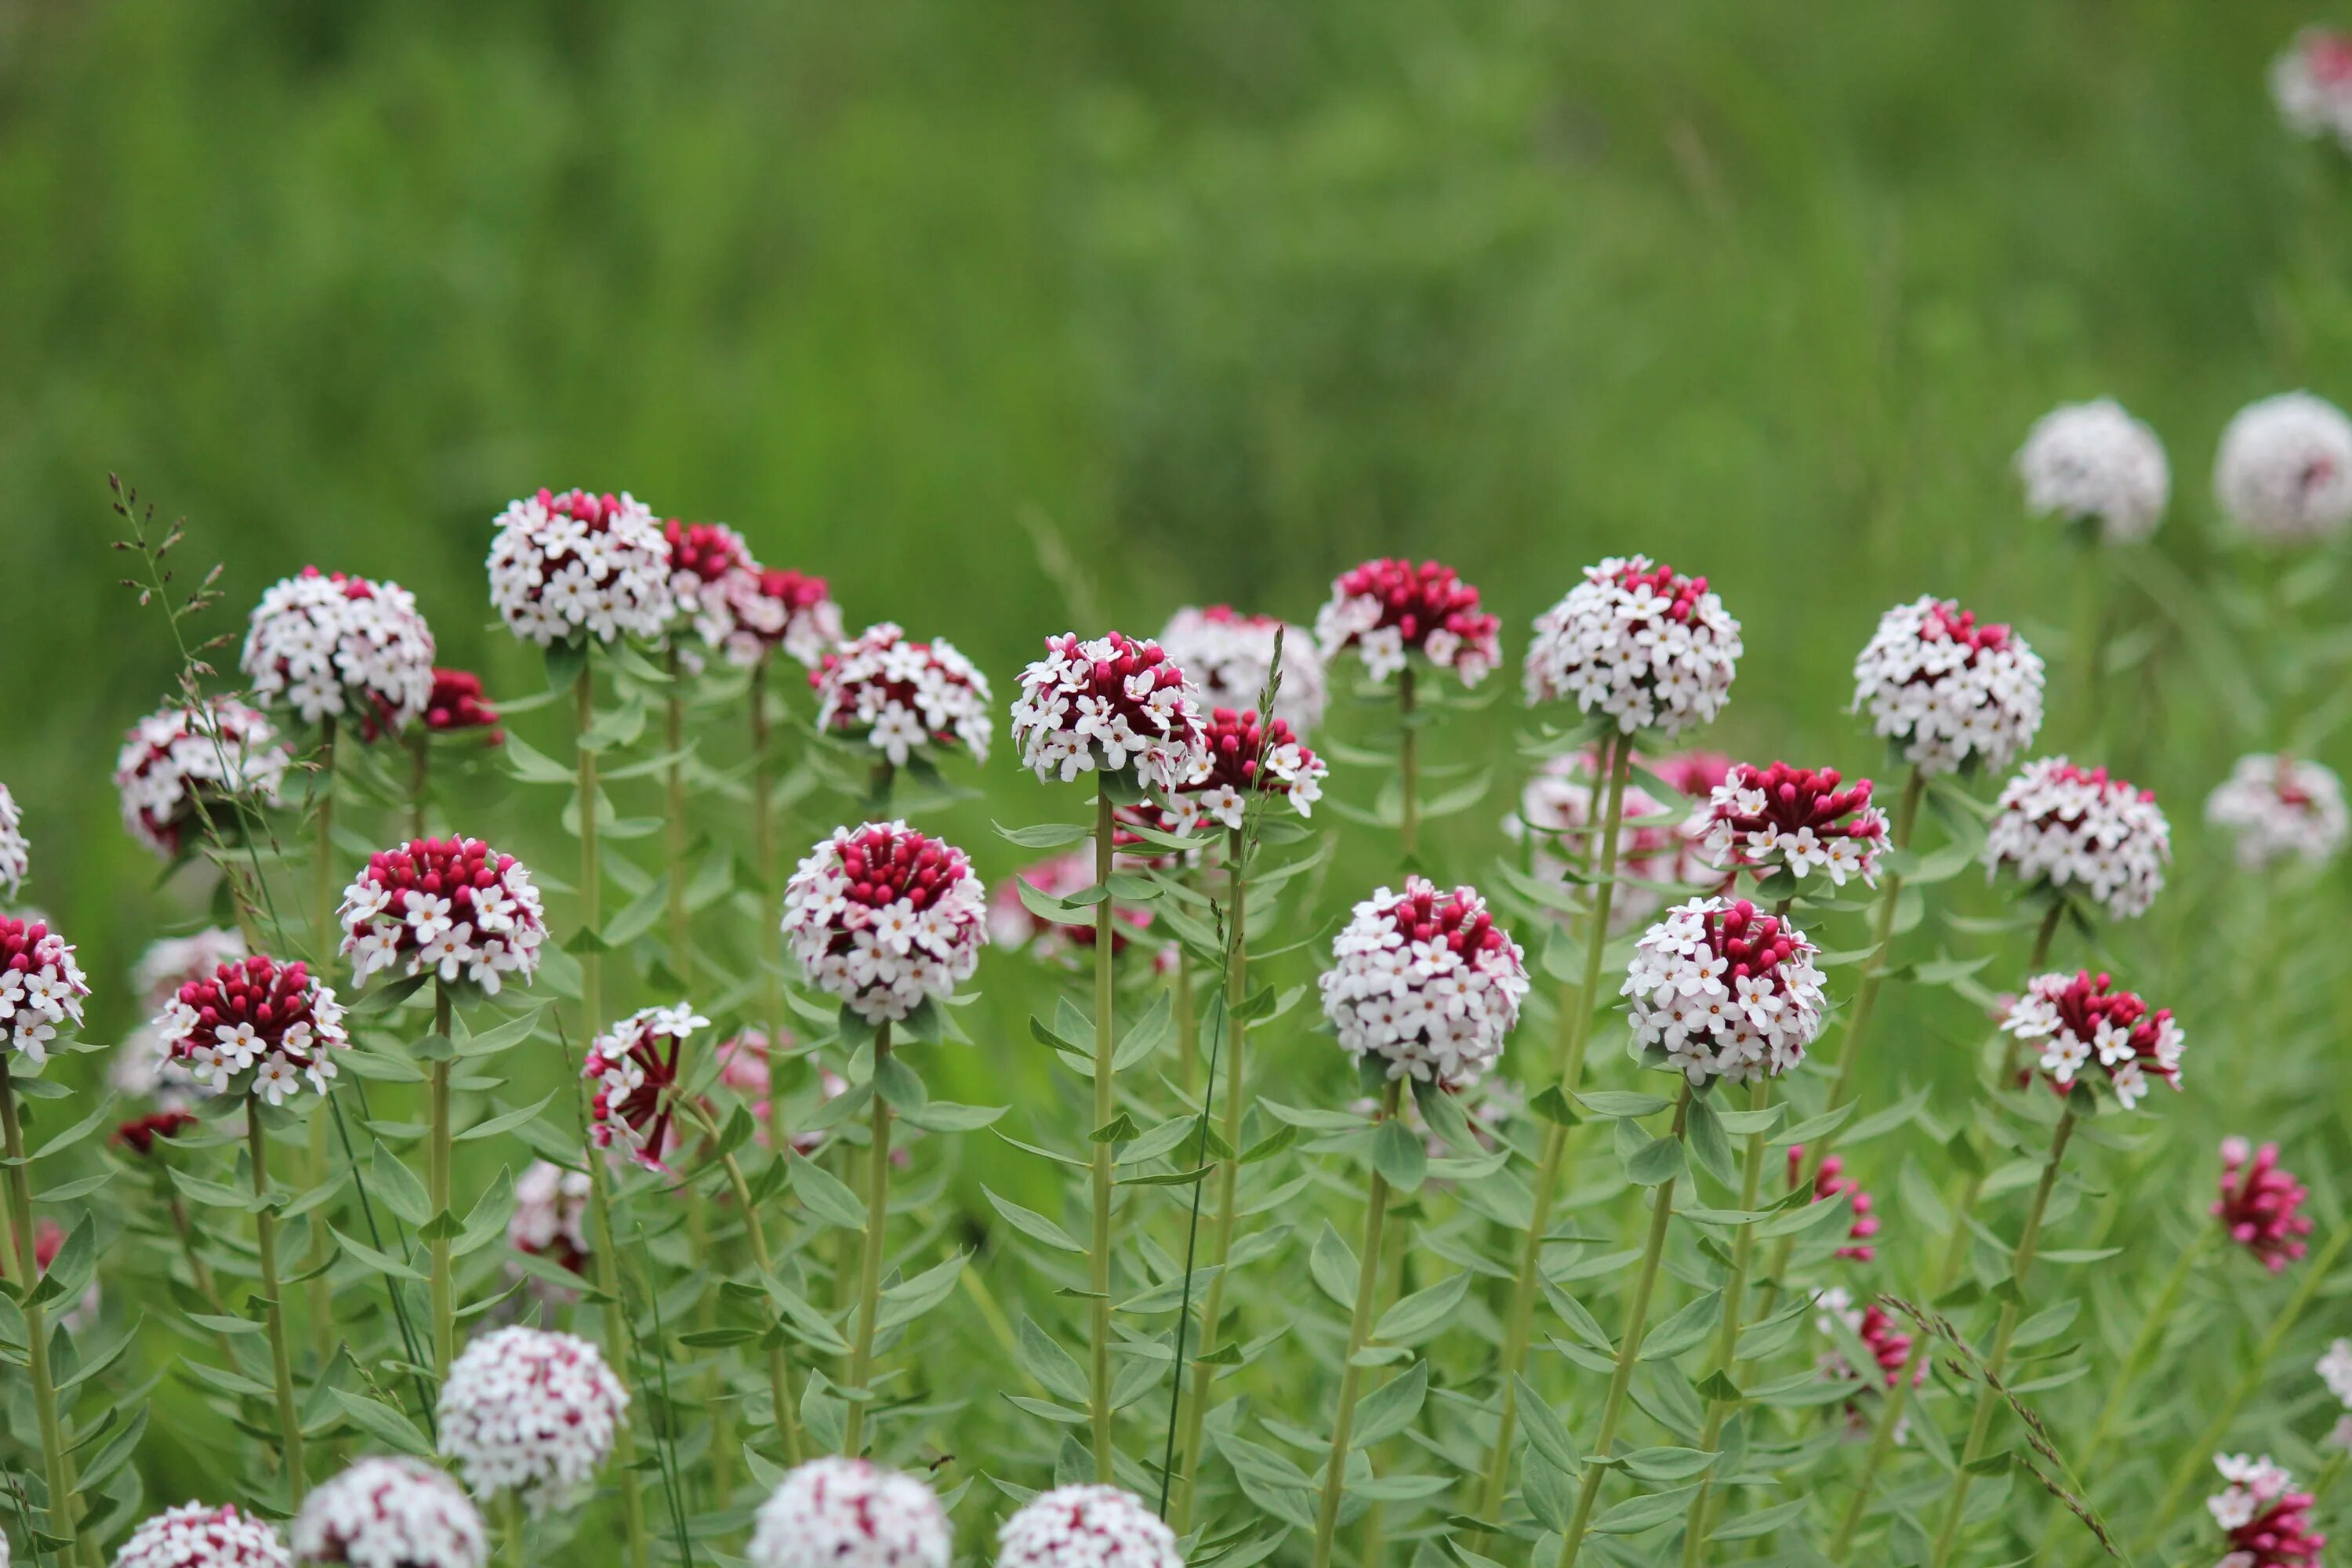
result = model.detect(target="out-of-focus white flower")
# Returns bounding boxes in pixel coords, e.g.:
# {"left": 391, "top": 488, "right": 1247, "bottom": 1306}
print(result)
{"left": 0, "top": 782, "right": 26, "bottom": 902}
{"left": 508, "top": 1160, "right": 593, "bottom": 1282}
{"left": 1984, "top": 758, "right": 2170, "bottom": 920}
{"left": 2205, "top": 753, "right": 2349, "bottom": 872}
{"left": 782, "top": 822, "right": 987, "bottom": 1024}
{"left": 241, "top": 568, "right": 437, "bottom": 735}
{"left": 1524, "top": 557, "right": 1741, "bottom": 736}
{"left": 814, "top": 622, "right": 993, "bottom": 767}
{"left": 487, "top": 488, "right": 673, "bottom": 647}
{"left": 2002, "top": 970, "right": 2183, "bottom": 1109}
{"left": 1160, "top": 605, "right": 1328, "bottom": 734}
{"left": 435, "top": 1327, "right": 629, "bottom": 1516}
{"left": 114, "top": 1503, "right": 290, "bottom": 1568}
{"left": 1010, "top": 632, "right": 1209, "bottom": 792}
{"left": 994, "top": 1485, "right": 1183, "bottom": 1568}
{"left": 2016, "top": 399, "right": 2169, "bottom": 543}
{"left": 0, "top": 915, "right": 90, "bottom": 1068}
{"left": 292, "top": 1457, "right": 488, "bottom": 1568}
{"left": 1623, "top": 897, "right": 1826, "bottom": 1086}
{"left": 337, "top": 838, "right": 547, "bottom": 996}
{"left": 115, "top": 698, "right": 292, "bottom": 858}
{"left": 746, "top": 1457, "right": 951, "bottom": 1568}
{"left": 2319, "top": 1338, "right": 2352, "bottom": 1406}
{"left": 1850, "top": 597, "right": 2043, "bottom": 778}
{"left": 1320, "top": 877, "right": 1528, "bottom": 1091}
{"left": 2215, "top": 393, "right": 2352, "bottom": 542}
{"left": 2274, "top": 28, "right": 2352, "bottom": 150}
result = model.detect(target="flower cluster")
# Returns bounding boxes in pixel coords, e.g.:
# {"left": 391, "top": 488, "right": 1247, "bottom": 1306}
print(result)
{"left": 508, "top": 1160, "right": 593, "bottom": 1277}
{"left": 782, "top": 822, "right": 988, "bottom": 1023}
{"left": 0, "top": 915, "right": 89, "bottom": 1066}
{"left": 1789, "top": 1145, "right": 1881, "bottom": 1261}
{"left": 995, "top": 1486, "right": 1183, "bottom": 1568}
{"left": 1320, "top": 877, "right": 1529, "bottom": 1091}
{"left": 2215, "top": 1138, "right": 2314, "bottom": 1274}
{"left": 1508, "top": 750, "right": 1711, "bottom": 934}
{"left": 662, "top": 523, "right": 842, "bottom": 668}
{"left": 813, "top": 622, "right": 993, "bottom": 766}
{"left": 1690, "top": 762, "right": 1889, "bottom": 887}
{"left": 1316, "top": 558, "right": 1502, "bottom": 688}
{"left": 2276, "top": 28, "right": 2352, "bottom": 150}
{"left": 717, "top": 1028, "right": 785, "bottom": 1096}
{"left": 1850, "top": 597, "right": 2044, "bottom": 777}
{"left": 114, "top": 1504, "right": 290, "bottom": 1568}
{"left": 2014, "top": 399, "right": 2170, "bottom": 544}
{"left": 1984, "top": 758, "right": 2171, "bottom": 920}
{"left": 2208, "top": 1455, "right": 2325, "bottom": 1568}
{"left": 1523, "top": 556, "right": 1742, "bottom": 735}
{"left": 1011, "top": 632, "right": 1208, "bottom": 790}
{"left": 584, "top": 1003, "right": 708, "bottom": 1171}
{"left": 2001, "top": 970, "right": 2184, "bottom": 1109}
{"left": 115, "top": 929, "right": 246, "bottom": 1105}
{"left": 338, "top": 838, "right": 548, "bottom": 995}
{"left": 1814, "top": 1287, "right": 1918, "bottom": 1392}
{"left": 151, "top": 953, "right": 350, "bottom": 1105}
{"left": 423, "top": 670, "right": 503, "bottom": 739}
{"left": 1624, "top": 898, "right": 1828, "bottom": 1086}
{"left": 1158, "top": 605, "right": 1328, "bottom": 734}
{"left": 240, "top": 568, "right": 437, "bottom": 735}
{"left": 2215, "top": 393, "right": 2352, "bottom": 542}
{"left": 2205, "top": 753, "right": 2349, "bottom": 872}
{"left": 987, "top": 853, "right": 1165, "bottom": 969}
{"left": 114, "top": 1109, "right": 198, "bottom": 1156}
{"left": 115, "top": 698, "right": 292, "bottom": 858}
{"left": 746, "top": 1458, "right": 951, "bottom": 1568}
{"left": 486, "top": 488, "right": 673, "bottom": 646}
{"left": 291, "top": 1457, "right": 488, "bottom": 1568}
{"left": 0, "top": 782, "right": 24, "bottom": 900}
{"left": 435, "top": 1327, "right": 629, "bottom": 1516}
{"left": 1160, "top": 707, "right": 1326, "bottom": 834}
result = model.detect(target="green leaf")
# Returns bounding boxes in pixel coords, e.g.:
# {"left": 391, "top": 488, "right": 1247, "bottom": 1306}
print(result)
{"left": 1578, "top": 1091, "right": 1671, "bottom": 1119}
{"left": 1309, "top": 1221, "right": 1359, "bottom": 1308}
{"left": 1372, "top": 1117, "right": 1428, "bottom": 1194}
{"left": 1639, "top": 1290, "right": 1722, "bottom": 1360}
{"left": 875, "top": 1254, "right": 966, "bottom": 1331}
{"left": 788, "top": 1152, "right": 869, "bottom": 1231}
{"left": 1016, "top": 1317, "right": 1089, "bottom": 1405}
{"left": 897, "top": 1101, "right": 1007, "bottom": 1134}
{"left": 994, "top": 820, "right": 1092, "bottom": 849}
{"left": 983, "top": 1186, "right": 1085, "bottom": 1254}
{"left": 329, "top": 1225, "right": 424, "bottom": 1282}
{"left": 451, "top": 1006, "right": 548, "bottom": 1058}
{"left": 455, "top": 1091, "right": 557, "bottom": 1142}
{"left": 500, "top": 732, "right": 575, "bottom": 784}
{"left": 1624, "top": 1134, "right": 1685, "bottom": 1186}
{"left": 1620, "top": 1446, "right": 1718, "bottom": 1483}
{"left": 1350, "top": 1359, "right": 1428, "bottom": 1448}
{"left": 330, "top": 1388, "right": 434, "bottom": 1457}
{"left": 1757, "top": 1189, "right": 1849, "bottom": 1240}
{"left": 1588, "top": 1486, "right": 1699, "bottom": 1534}
{"left": 1374, "top": 1272, "right": 1468, "bottom": 1344}
{"left": 371, "top": 1140, "right": 432, "bottom": 1227}
{"left": 1710, "top": 1497, "right": 1810, "bottom": 1541}
{"left": 1684, "top": 1098, "right": 1735, "bottom": 1187}
{"left": 30, "top": 1096, "right": 116, "bottom": 1163}
{"left": 1516, "top": 1376, "right": 1581, "bottom": 1474}
{"left": 875, "top": 1054, "right": 927, "bottom": 1112}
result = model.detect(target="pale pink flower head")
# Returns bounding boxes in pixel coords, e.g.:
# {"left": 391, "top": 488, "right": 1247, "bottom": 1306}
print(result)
{"left": 1984, "top": 758, "right": 2170, "bottom": 920}
{"left": 2215, "top": 1139, "right": 2315, "bottom": 1274}
{"left": 813, "top": 622, "right": 993, "bottom": 768}
{"left": 1524, "top": 556, "right": 1740, "bottom": 735}
{"left": 1850, "top": 597, "right": 2043, "bottom": 778}
{"left": 1318, "top": 558, "right": 1502, "bottom": 689}
{"left": 0, "top": 914, "right": 90, "bottom": 1069}
{"left": 1011, "top": 631, "right": 1208, "bottom": 791}
{"left": 662, "top": 523, "right": 844, "bottom": 670}
{"left": 2016, "top": 398, "right": 2169, "bottom": 544}
{"left": 747, "top": 1457, "right": 951, "bottom": 1568}
{"left": 2274, "top": 27, "right": 2352, "bottom": 149}
{"left": 507, "top": 1160, "right": 593, "bottom": 1279}
{"left": 337, "top": 837, "right": 548, "bottom": 996}
{"left": 241, "top": 567, "right": 437, "bottom": 737}
{"left": 717, "top": 1027, "right": 790, "bottom": 1095}
{"left": 1623, "top": 898, "right": 1826, "bottom": 1086}
{"left": 150, "top": 952, "right": 350, "bottom": 1106}
{"left": 2205, "top": 753, "right": 2349, "bottom": 872}
{"left": 782, "top": 822, "right": 987, "bottom": 1023}
{"left": 1157, "top": 707, "right": 1327, "bottom": 836}
{"left": 2001, "top": 969, "right": 2183, "bottom": 1109}
{"left": 995, "top": 1485, "right": 1182, "bottom": 1568}
{"left": 486, "top": 488, "right": 673, "bottom": 647}
{"left": 989, "top": 853, "right": 1164, "bottom": 969}
{"left": 116, "top": 1504, "right": 289, "bottom": 1568}
{"left": 2216, "top": 393, "right": 2352, "bottom": 543}
{"left": 1788, "top": 1145, "right": 1879, "bottom": 1261}
{"left": 434, "top": 1327, "right": 629, "bottom": 1516}
{"left": 1691, "top": 762, "right": 1890, "bottom": 889}
{"left": 1650, "top": 751, "right": 1733, "bottom": 798}
{"left": 584, "top": 1003, "right": 710, "bottom": 1172}
{"left": 1320, "top": 877, "right": 1529, "bottom": 1091}
{"left": 2208, "top": 1454, "right": 2323, "bottom": 1568}
{"left": 1159, "top": 604, "right": 1328, "bottom": 734}
{"left": 292, "top": 1456, "right": 488, "bottom": 1568}
{"left": 0, "top": 782, "right": 25, "bottom": 901}
{"left": 115, "top": 697, "right": 292, "bottom": 858}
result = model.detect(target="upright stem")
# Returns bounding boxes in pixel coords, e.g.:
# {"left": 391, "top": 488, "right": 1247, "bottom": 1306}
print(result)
{"left": 1, "top": 1067, "right": 89, "bottom": 1564}
{"left": 2076, "top": 1227, "right": 2214, "bottom": 1479}
{"left": 1172, "top": 944, "right": 1198, "bottom": 1100}
{"left": 426, "top": 984, "right": 456, "bottom": 1376}
{"left": 664, "top": 648, "right": 692, "bottom": 993}
{"left": 408, "top": 731, "right": 430, "bottom": 840}
{"left": 842, "top": 1025, "right": 895, "bottom": 1457}
{"left": 1680, "top": 1074, "right": 1773, "bottom": 1564}
{"left": 1308, "top": 1080, "right": 1405, "bottom": 1568}
{"left": 750, "top": 662, "right": 790, "bottom": 1160}
{"left": 307, "top": 717, "right": 343, "bottom": 1368}
{"left": 1474, "top": 735, "right": 1632, "bottom": 1525}
{"left": 1926, "top": 1107, "right": 2078, "bottom": 1568}
{"left": 684, "top": 1105, "right": 807, "bottom": 1466}
{"left": 1089, "top": 783, "right": 1120, "bottom": 1481}
{"left": 577, "top": 661, "right": 604, "bottom": 1045}
{"left": 1173, "top": 829, "right": 1251, "bottom": 1530}
{"left": 502, "top": 1494, "right": 527, "bottom": 1568}
{"left": 249, "top": 1105, "right": 307, "bottom": 1508}
{"left": 1398, "top": 665, "right": 1420, "bottom": 862}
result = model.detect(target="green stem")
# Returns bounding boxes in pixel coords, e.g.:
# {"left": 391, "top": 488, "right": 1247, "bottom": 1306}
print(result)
{"left": 1308, "top": 1080, "right": 1405, "bottom": 1568}
{"left": 2077, "top": 1227, "right": 2215, "bottom": 1479}
{"left": 1172, "top": 942, "right": 1198, "bottom": 1101}
{"left": 1475, "top": 734, "right": 1632, "bottom": 1527}
{"left": 576, "top": 660, "right": 604, "bottom": 1052}
{"left": 665, "top": 648, "right": 692, "bottom": 993}
{"left": 249, "top": 1103, "right": 307, "bottom": 1508}
{"left": 307, "top": 717, "right": 343, "bottom": 1373}
{"left": 503, "top": 1491, "right": 527, "bottom": 1568}
{"left": 428, "top": 985, "right": 455, "bottom": 1377}
{"left": 1680, "top": 1074, "right": 1773, "bottom": 1565}
{"left": 750, "top": 662, "right": 790, "bottom": 1162}
{"left": 842, "top": 1024, "right": 895, "bottom": 1457}
{"left": 684, "top": 1104, "right": 806, "bottom": 1467}
{"left": 1, "top": 1066, "right": 89, "bottom": 1564}
{"left": 1398, "top": 664, "right": 1419, "bottom": 862}
{"left": 408, "top": 730, "right": 430, "bottom": 840}
{"left": 1559, "top": 1081, "right": 1695, "bottom": 1567}
{"left": 1089, "top": 782, "right": 1120, "bottom": 1482}
{"left": 1926, "top": 1106, "right": 2078, "bottom": 1568}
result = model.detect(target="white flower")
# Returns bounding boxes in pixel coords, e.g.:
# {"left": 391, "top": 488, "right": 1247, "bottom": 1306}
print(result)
{"left": 292, "top": 1457, "right": 488, "bottom": 1568}
{"left": 2216, "top": 392, "right": 2352, "bottom": 541}
{"left": 1984, "top": 758, "right": 2170, "bottom": 920}
{"left": 783, "top": 824, "right": 988, "bottom": 1022}
{"left": 114, "top": 698, "right": 293, "bottom": 858}
{"left": 1320, "top": 878, "right": 1528, "bottom": 1090}
{"left": 487, "top": 488, "right": 673, "bottom": 647}
{"left": 2015, "top": 399, "right": 2169, "bottom": 543}
{"left": 1624, "top": 898, "right": 1826, "bottom": 1085}
{"left": 1850, "top": 597, "right": 2044, "bottom": 778}
{"left": 339, "top": 840, "right": 547, "bottom": 996}
{"left": 2318, "top": 1338, "right": 2352, "bottom": 1406}
{"left": 114, "top": 1503, "right": 290, "bottom": 1568}
{"left": 0, "top": 916, "right": 90, "bottom": 1069}
{"left": 814, "top": 623, "right": 993, "bottom": 767}
{"left": 1524, "top": 557, "right": 1741, "bottom": 736}
{"left": 2205, "top": 753, "right": 2349, "bottom": 872}
{"left": 1158, "top": 605, "right": 1328, "bottom": 734}
{"left": 2274, "top": 29, "right": 2352, "bottom": 151}
{"left": 436, "top": 1327, "right": 629, "bottom": 1516}
{"left": 995, "top": 1485, "right": 1182, "bottom": 1568}
{"left": 747, "top": 1457, "right": 950, "bottom": 1568}
{"left": 241, "top": 568, "right": 437, "bottom": 733}
{"left": 1011, "top": 633, "right": 1208, "bottom": 793}
{"left": 0, "top": 783, "right": 26, "bottom": 901}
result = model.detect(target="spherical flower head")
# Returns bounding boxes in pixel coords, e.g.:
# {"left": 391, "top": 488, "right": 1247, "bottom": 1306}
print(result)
{"left": 0, "top": 915, "right": 91, "bottom": 1067}
{"left": 435, "top": 1327, "right": 628, "bottom": 1516}
{"left": 814, "top": 622, "right": 994, "bottom": 768}
{"left": 2216, "top": 393, "right": 2352, "bottom": 542}
{"left": 1692, "top": 762, "right": 1889, "bottom": 888}
{"left": 747, "top": 1457, "right": 951, "bottom": 1568}
{"left": 2001, "top": 969, "right": 2183, "bottom": 1109}
{"left": 583, "top": 1002, "right": 709, "bottom": 1172}
{"left": 995, "top": 1485, "right": 1182, "bottom": 1568}
{"left": 1507, "top": 750, "right": 1711, "bottom": 935}
{"left": 0, "top": 782, "right": 25, "bottom": 901}
{"left": 151, "top": 953, "right": 350, "bottom": 1106}
{"left": 1524, "top": 557, "right": 1742, "bottom": 736}
{"left": 1788, "top": 1145, "right": 1880, "bottom": 1261}
{"left": 2214, "top": 1139, "right": 2314, "bottom": 1273}
{"left": 507, "top": 1160, "right": 593, "bottom": 1277}
{"left": 662, "top": 521, "right": 841, "bottom": 670}
{"left": 485, "top": 488, "right": 673, "bottom": 648}
{"left": 2015, "top": 399, "right": 2169, "bottom": 544}
{"left": 338, "top": 838, "right": 547, "bottom": 997}
{"left": 114, "top": 1503, "right": 290, "bottom": 1568}
{"left": 2318, "top": 1338, "right": 2352, "bottom": 1407}
{"left": 1983, "top": 758, "right": 2170, "bottom": 920}
{"left": 1623, "top": 898, "right": 1826, "bottom": 1086}
{"left": 2208, "top": 1455, "right": 2324, "bottom": 1568}
{"left": 988, "top": 852, "right": 1163, "bottom": 969}
{"left": 292, "top": 1457, "right": 488, "bottom": 1568}
{"left": 115, "top": 698, "right": 292, "bottom": 858}
{"left": 1850, "top": 597, "right": 2043, "bottom": 778}
{"left": 423, "top": 670, "right": 502, "bottom": 742}
{"left": 114, "top": 1109, "right": 198, "bottom": 1155}
{"left": 1160, "top": 707, "right": 1327, "bottom": 835}
{"left": 1317, "top": 558, "right": 1502, "bottom": 688}
{"left": 1320, "top": 877, "right": 1528, "bottom": 1091}
{"left": 782, "top": 822, "right": 987, "bottom": 1024}
{"left": 241, "top": 568, "right": 437, "bottom": 737}
{"left": 1158, "top": 605, "right": 1329, "bottom": 734}
{"left": 1011, "top": 632, "right": 1208, "bottom": 792}
{"left": 2274, "top": 28, "right": 2352, "bottom": 149}
{"left": 2205, "top": 753, "right": 2349, "bottom": 872}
